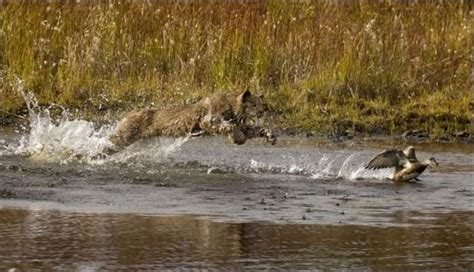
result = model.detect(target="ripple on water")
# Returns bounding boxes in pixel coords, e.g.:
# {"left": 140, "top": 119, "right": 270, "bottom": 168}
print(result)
{"left": 0, "top": 209, "right": 472, "bottom": 271}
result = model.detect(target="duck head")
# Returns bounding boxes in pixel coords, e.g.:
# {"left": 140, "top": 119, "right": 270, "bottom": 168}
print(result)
{"left": 403, "top": 146, "right": 415, "bottom": 156}
{"left": 427, "top": 157, "right": 438, "bottom": 167}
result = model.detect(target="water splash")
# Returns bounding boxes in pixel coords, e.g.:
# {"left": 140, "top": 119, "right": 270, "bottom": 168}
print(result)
{"left": 8, "top": 82, "right": 112, "bottom": 163}
{"left": 6, "top": 79, "right": 187, "bottom": 164}
{"left": 248, "top": 152, "right": 393, "bottom": 181}
{"left": 311, "top": 154, "right": 341, "bottom": 179}
{"left": 3, "top": 79, "right": 394, "bottom": 181}
{"left": 349, "top": 164, "right": 394, "bottom": 180}
{"left": 109, "top": 136, "right": 190, "bottom": 164}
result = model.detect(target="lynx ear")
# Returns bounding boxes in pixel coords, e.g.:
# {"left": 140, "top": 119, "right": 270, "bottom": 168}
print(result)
{"left": 239, "top": 89, "right": 252, "bottom": 103}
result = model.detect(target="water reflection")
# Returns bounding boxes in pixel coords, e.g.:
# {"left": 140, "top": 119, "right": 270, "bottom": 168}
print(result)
{"left": 1, "top": 208, "right": 472, "bottom": 270}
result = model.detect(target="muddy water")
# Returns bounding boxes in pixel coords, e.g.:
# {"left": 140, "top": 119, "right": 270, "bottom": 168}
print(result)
{"left": 0, "top": 132, "right": 473, "bottom": 270}
{"left": 0, "top": 93, "right": 473, "bottom": 270}
{"left": 1, "top": 209, "right": 472, "bottom": 271}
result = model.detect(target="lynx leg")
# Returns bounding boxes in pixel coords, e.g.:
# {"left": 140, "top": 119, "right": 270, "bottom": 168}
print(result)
{"left": 228, "top": 126, "right": 248, "bottom": 145}
{"left": 261, "top": 128, "right": 277, "bottom": 145}
{"left": 223, "top": 124, "right": 276, "bottom": 145}
{"left": 190, "top": 122, "right": 205, "bottom": 137}
{"left": 240, "top": 125, "right": 277, "bottom": 145}
{"left": 109, "top": 109, "right": 155, "bottom": 149}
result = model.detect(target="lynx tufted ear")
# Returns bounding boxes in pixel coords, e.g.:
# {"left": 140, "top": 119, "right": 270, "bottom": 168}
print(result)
{"left": 238, "top": 89, "right": 252, "bottom": 103}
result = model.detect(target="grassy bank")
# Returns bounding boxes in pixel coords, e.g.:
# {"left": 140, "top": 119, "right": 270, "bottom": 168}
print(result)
{"left": 1, "top": 2, "right": 472, "bottom": 138}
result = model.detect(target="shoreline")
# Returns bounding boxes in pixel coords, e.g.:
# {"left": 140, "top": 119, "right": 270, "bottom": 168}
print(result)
{"left": 0, "top": 113, "right": 472, "bottom": 146}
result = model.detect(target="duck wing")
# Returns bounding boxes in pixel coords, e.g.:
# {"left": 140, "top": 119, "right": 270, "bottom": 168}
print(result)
{"left": 365, "top": 149, "right": 409, "bottom": 170}
{"left": 403, "top": 146, "right": 418, "bottom": 163}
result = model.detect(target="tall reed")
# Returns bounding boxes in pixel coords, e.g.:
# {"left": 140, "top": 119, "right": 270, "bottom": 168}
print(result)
{"left": 1, "top": 1, "right": 472, "bottom": 136}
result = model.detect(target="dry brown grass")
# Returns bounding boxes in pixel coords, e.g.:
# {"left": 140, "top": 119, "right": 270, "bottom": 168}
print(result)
{"left": 1, "top": 1, "right": 472, "bottom": 137}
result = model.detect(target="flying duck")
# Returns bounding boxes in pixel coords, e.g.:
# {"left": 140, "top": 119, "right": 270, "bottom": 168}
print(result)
{"left": 365, "top": 146, "right": 438, "bottom": 182}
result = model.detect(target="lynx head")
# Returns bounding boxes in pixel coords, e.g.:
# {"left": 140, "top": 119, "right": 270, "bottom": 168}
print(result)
{"left": 235, "top": 89, "right": 268, "bottom": 123}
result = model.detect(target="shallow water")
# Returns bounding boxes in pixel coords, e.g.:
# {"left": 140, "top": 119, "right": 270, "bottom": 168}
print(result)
{"left": 1, "top": 209, "right": 472, "bottom": 271}
{"left": 1, "top": 132, "right": 473, "bottom": 270}
{"left": 0, "top": 90, "right": 473, "bottom": 269}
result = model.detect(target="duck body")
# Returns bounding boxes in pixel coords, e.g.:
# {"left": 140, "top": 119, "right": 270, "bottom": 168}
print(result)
{"left": 392, "top": 161, "right": 430, "bottom": 182}
{"left": 365, "top": 146, "right": 438, "bottom": 182}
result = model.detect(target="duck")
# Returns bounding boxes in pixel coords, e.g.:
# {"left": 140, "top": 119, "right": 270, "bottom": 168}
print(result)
{"left": 365, "top": 146, "right": 438, "bottom": 182}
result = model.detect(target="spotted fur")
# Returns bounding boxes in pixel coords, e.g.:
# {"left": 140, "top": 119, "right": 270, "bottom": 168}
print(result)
{"left": 107, "top": 90, "right": 275, "bottom": 153}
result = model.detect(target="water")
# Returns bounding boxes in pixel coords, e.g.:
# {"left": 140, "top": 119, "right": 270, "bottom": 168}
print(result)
{"left": 1, "top": 209, "right": 472, "bottom": 271}
{"left": 0, "top": 90, "right": 473, "bottom": 270}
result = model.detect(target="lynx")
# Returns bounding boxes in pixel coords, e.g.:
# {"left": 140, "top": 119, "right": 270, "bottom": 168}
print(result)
{"left": 107, "top": 90, "right": 275, "bottom": 153}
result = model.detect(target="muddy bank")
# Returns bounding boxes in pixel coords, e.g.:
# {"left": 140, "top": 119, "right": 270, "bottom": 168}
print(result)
{"left": 1, "top": 113, "right": 473, "bottom": 147}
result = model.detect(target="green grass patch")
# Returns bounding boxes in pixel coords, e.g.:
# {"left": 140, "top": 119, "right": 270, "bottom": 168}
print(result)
{"left": 1, "top": 2, "right": 472, "bottom": 138}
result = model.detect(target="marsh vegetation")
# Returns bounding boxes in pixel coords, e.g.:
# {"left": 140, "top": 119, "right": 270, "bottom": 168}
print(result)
{"left": 1, "top": 2, "right": 472, "bottom": 138}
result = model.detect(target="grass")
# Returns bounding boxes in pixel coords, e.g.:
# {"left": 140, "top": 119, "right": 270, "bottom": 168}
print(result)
{"left": 1, "top": 1, "right": 472, "bottom": 139}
